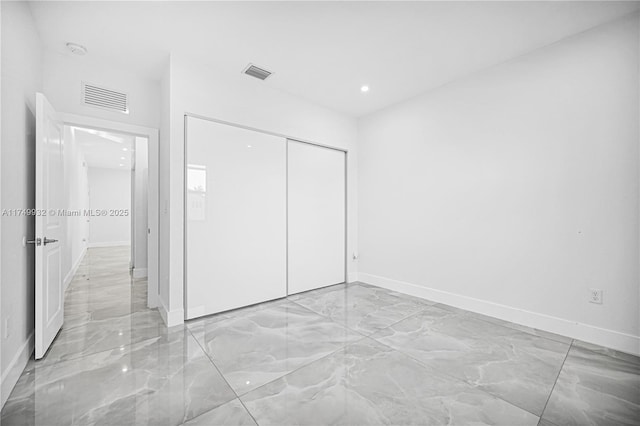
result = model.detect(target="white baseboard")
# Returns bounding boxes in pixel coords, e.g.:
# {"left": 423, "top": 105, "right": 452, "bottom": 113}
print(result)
{"left": 132, "top": 267, "right": 148, "bottom": 279}
{"left": 158, "top": 297, "right": 184, "bottom": 328}
{"left": 1, "top": 331, "right": 34, "bottom": 408}
{"left": 347, "top": 272, "right": 359, "bottom": 284}
{"left": 359, "top": 272, "right": 640, "bottom": 356}
{"left": 64, "top": 247, "right": 87, "bottom": 291}
{"left": 88, "top": 241, "right": 130, "bottom": 248}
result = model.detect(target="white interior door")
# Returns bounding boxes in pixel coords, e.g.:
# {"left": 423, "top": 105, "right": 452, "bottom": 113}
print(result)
{"left": 288, "top": 140, "right": 346, "bottom": 295}
{"left": 185, "top": 117, "right": 287, "bottom": 319}
{"left": 35, "top": 93, "right": 64, "bottom": 359}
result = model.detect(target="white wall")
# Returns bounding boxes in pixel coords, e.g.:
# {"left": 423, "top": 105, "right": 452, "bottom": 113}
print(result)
{"left": 132, "top": 136, "right": 148, "bottom": 277}
{"left": 88, "top": 167, "right": 131, "bottom": 247}
{"left": 159, "top": 55, "right": 358, "bottom": 326}
{"left": 43, "top": 50, "right": 160, "bottom": 129}
{"left": 358, "top": 14, "right": 640, "bottom": 355}
{"left": 0, "top": 1, "right": 42, "bottom": 407}
{"left": 62, "top": 126, "right": 89, "bottom": 288}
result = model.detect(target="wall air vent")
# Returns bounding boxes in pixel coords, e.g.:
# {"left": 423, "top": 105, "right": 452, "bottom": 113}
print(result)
{"left": 243, "top": 63, "right": 273, "bottom": 81}
{"left": 81, "top": 82, "right": 129, "bottom": 114}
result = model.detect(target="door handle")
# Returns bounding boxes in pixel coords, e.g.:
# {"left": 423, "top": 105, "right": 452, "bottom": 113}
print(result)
{"left": 43, "top": 238, "right": 58, "bottom": 245}
{"left": 27, "top": 238, "right": 42, "bottom": 246}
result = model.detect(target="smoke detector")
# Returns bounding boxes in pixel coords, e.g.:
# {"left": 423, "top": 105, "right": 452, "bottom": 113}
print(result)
{"left": 243, "top": 63, "right": 273, "bottom": 81}
{"left": 66, "top": 42, "right": 87, "bottom": 56}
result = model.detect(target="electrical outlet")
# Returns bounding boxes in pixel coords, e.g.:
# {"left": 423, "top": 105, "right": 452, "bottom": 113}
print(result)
{"left": 589, "top": 288, "right": 603, "bottom": 304}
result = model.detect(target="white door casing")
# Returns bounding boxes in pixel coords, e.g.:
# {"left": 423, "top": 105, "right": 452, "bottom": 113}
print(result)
{"left": 35, "top": 93, "right": 65, "bottom": 359}
{"left": 147, "top": 135, "right": 159, "bottom": 309}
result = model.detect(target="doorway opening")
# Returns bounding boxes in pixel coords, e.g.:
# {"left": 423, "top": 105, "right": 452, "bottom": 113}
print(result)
{"left": 63, "top": 125, "right": 148, "bottom": 284}
{"left": 57, "top": 112, "right": 160, "bottom": 321}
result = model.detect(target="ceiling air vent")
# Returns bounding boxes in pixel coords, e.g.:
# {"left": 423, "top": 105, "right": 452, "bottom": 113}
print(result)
{"left": 81, "top": 82, "right": 129, "bottom": 114}
{"left": 243, "top": 63, "right": 272, "bottom": 81}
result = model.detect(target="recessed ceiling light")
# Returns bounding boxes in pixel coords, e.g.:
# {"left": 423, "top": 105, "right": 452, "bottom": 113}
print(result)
{"left": 66, "top": 42, "right": 87, "bottom": 56}
{"left": 122, "top": 148, "right": 128, "bottom": 151}
{"left": 120, "top": 157, "right": 125, "bottom": 160}
{"left": 119, "top": 164, "right": 124, "bottom": 167}
{"left": 361, "top": 85, "right": 370, "bottom": 93}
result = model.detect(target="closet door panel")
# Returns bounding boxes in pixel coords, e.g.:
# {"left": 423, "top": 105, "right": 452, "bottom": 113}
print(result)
{"left": 186, "top": 117, "right": 286, "bottom": 319}
{"left": 288, "top": 140, "right": 346, "bottom": 295}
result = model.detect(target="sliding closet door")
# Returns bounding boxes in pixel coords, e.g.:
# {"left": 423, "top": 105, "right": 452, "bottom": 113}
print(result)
{"left": 186, "top": 117, "right": 286, "bottom": 319}
{"left": 288, "top": 140, "right": 346, "bottom": 294}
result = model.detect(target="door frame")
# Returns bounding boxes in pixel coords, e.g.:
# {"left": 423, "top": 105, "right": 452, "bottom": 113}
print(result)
{"left": 60, "top": 113, "right": 160, "bottom": 308}
{"left": 183, "top": 113, "right": 349, "bottom": 318}
{"left": 130, "top": 135, "right": 149, "bottom": 279}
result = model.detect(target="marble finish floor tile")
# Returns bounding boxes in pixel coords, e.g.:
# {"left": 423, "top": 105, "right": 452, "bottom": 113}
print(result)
{"left": 241, "top": 338, "right": 539, "bottom": 425}
{"left": 182, "top": 399, "right": 257, "bottom": 426}
{"left": 185, "top": 298, "right": 291, "bottom": 342}
{"left": 2, "top": 329, "right": 236, "bottom": 426}
{"left": 4, "top": 246, "right": 637, "bottom": 426}
{"left": 64, "top": 288, "right": 148, "bottom": 320}
{"left": 291, "top": 282, "right": 434, "bottom": 335}
{"left": 190, "top": 300, "right": 363, "bottom": 395}
{"left": 21, "top": 245, "right": 166, "bottom": 369}
{"left": 65, "top": 277, "right": 147, "bottom": 298}
{"left": 63, "top": 299, "right": 150, "bottom": 329}
{"left": 572, "top": 339, "right": 640, "bottom": 365}
{"left": 433, "top": 304, "right": 573, "bottom": 345}
{"left": 541, "top": 344, "right": 640, "bottom": 426}
{"left": 372, "top": 305, "right": 570, "bottom": 416}
{"left": 30, "top": 309, "right": 176, "bottom": 368}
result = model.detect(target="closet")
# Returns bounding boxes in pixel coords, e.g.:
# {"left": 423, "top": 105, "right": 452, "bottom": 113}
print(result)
{"left": 287, "top": 140, "right": 346, "bottom": 295}
{"left": 185, "top": 116, "right": 346, "bottom": 319}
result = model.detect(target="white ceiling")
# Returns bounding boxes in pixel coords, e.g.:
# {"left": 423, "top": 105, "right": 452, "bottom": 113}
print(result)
{"left": 30, "top": 1, "right": 639, "bottom": 117}
{"left": 71, "top": 126, "right": 134, "bottom": 170}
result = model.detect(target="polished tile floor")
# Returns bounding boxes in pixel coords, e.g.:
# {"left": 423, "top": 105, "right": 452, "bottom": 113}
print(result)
{"left": 1, "top": 247, "right": 639, "bottom": 425}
